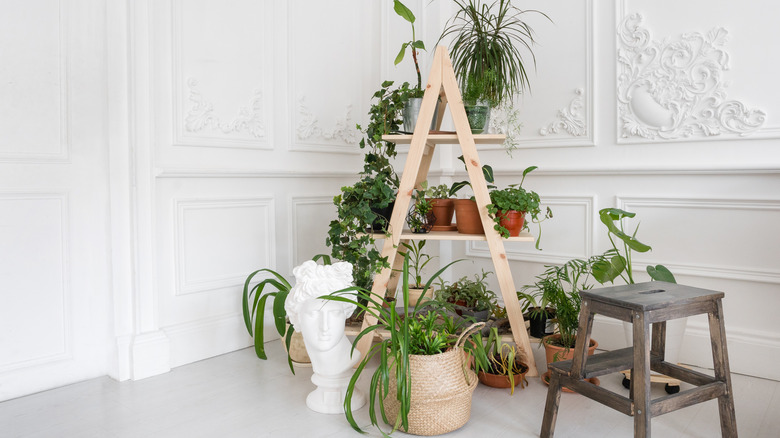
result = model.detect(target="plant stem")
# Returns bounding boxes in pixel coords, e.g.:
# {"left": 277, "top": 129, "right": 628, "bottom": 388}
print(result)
{"left": 412, "top": 47, "right": 422, "bottom": 91}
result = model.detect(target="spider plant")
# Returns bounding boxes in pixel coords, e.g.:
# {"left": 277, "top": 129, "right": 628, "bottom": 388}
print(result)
{"left": 321, "top": 253, "right": 464, "bottom": 435}
{"left": 439, "top": 0, "right": 550, "bottom": 104}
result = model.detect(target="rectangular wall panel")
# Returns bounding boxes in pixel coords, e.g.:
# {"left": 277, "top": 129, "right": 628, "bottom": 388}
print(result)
{"left": 290, "top": 196, "right": 337, "bottom": 268}
{"left": 174, "top": 197, "right": 274, "bottom": 295}
{"left": 0, "top": 0, "right": 67, "bottom": 161}
{"left": 0, "top": 194, "right": 69, "bottom": 371}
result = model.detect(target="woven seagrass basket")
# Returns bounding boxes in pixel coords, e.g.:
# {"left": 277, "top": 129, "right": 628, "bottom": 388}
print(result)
{"left": 383, "top": 324, "right": 481, "bottom": 436}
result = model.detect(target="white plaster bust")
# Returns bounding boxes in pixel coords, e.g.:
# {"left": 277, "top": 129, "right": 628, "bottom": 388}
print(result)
{"left": 285, "top": 260, "right": 366, "bottom": 414}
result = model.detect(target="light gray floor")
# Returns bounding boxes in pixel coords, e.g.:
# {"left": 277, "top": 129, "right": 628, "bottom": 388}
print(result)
{"left": 1, "top": 341, "right": 778, "bottom": 437}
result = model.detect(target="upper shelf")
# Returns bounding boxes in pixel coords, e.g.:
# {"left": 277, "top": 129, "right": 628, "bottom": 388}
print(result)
{"left": 383, "top": 132, "right": 506, "bottom": 145}
{"left": 368, "top": 230, "right": 534, "bottom": 242}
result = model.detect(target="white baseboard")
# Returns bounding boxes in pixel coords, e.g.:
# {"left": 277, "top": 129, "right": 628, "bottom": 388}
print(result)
{"left": 164, "top": 314, "right": 253, "bottom": 368}
{"left": 131, "top": 331, "right": 171, "bottom": 380}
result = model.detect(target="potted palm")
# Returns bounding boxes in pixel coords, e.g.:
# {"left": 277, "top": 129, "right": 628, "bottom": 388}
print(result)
{"left": 322, "top": 254, "right": 481, "bottom": 436}
{"left": 440, "top": 0, "right": 548, "bottom": 132}
{"left": 487, "top": 166, "right": 552, "bottom": 248}
{"left": 529, "top": 258, "right": 600, "bottom": 390}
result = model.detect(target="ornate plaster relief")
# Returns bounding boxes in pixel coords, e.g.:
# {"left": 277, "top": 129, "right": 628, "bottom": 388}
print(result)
{"left": 540, "top": 89, "right": 587, "bottom": 137}
{"left": 296, "top": 96, "right": 362, "bottom": 145}
{"left": 184, "top": 78, "right": 265, "bottom": 138}
{"left": 617, "top": 13, "right": 765, "bottom": 140}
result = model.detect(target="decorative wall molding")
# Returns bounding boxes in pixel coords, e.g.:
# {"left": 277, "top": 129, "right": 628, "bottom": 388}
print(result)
{"left": 174, "top": 197, "right": 275, "bottom": 296}
{"left": 0, "top": 192, "right": 71, "bottom": 372}
{"left": 295, "top": 95, "right": 362, "bottom": 145}
{"left": 170, "top": 0, "right": 272, "bottom": 150}
{"left": 289, "top": 196, "right": 335, "bottom": 269}
{"left": 617, "top": 13, "right": 766, "bottom": 142}
{"left": 466, "top": 196, "right": 595, "bottom": 265}
{"left": 184, "top": 77, "right": 265, "bottom": 138}
{"left": 156, "top": 168, "right": 357, "bottom": 179}
{"left": 0, "top": 0, "right": 69, "bottom": 163}
{"left": 540, "top": 89, "right": 587, "bottom": 137}
{"left": 616, "top": 196, "right": 780, "bottom": 284}
{"left": 164, "top": 313, "right": 250, "bottom": 368}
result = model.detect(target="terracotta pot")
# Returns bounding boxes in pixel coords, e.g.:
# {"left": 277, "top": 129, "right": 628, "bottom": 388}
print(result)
{"left": 477, "top": 359, "right": 529, "bottom": 391}
{"left": 453, "top": 199, "right": 484, "bottom": 234}
{"left": 428, "top": 198, "right": 455, "bottom": 227}
{"left": 542, "top": 334, "right": 598, "bottom": 365}
{"left": 497, "top": 210, "right": 525, "bottom": 237}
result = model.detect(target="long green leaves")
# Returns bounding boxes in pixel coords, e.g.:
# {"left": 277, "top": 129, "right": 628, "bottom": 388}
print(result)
{"left": 440, "top": 0, "right": 550, "bottom": 103}
{"left": 241, "top": 268, "right": 293, "bottom": 366}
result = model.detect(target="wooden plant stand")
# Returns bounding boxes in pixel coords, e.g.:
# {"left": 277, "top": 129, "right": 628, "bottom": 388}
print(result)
{"left": 354, "top": 46, "right": 539, "bottom": 377}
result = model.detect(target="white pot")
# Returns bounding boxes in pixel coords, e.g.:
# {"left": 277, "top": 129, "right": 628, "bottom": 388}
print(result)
{"left": 622, "top": 317, "right": 687, "bottom": 365}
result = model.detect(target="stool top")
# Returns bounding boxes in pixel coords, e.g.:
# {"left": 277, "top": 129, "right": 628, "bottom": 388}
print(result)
{"left": 579, "top": 281, "right": 724, "bottom": 311}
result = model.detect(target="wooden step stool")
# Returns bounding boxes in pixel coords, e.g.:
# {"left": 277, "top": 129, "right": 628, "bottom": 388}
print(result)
{"left": 540, "top": 281, "right": 737, "bottom": 438}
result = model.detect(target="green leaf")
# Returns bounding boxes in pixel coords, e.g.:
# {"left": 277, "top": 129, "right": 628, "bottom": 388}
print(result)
{"left": 647, "top": 265, "right": 676, "bottom": 283}
{"left": 591, "top": 255, "right": 626, "bottom": 284}
{"left": 394, "top": 43, "right": 408, "bottom": 65}
{"left": 412, "top": 40, "right": 425, "bottom": 50}
{"left": 393, "top": 0, "right": 415, "bottom": 23}
{"left": 599, "top": 209, "right": 651, "bottom": 253}
{"left": 482, "top": 165, "right": 494, "bottom": 184}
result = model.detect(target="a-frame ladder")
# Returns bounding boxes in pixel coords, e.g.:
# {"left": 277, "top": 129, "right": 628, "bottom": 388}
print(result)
{"left": 356, "top": 46, "right": 538, "bottom": 377}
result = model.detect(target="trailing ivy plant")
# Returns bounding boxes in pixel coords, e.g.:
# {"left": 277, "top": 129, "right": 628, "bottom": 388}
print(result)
{"left": 327, "top": 81, "right": 418, "bottom": 291}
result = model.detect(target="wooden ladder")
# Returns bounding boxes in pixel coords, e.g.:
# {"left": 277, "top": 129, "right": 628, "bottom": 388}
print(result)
{"left": 355, "top": 45, "right": 539, "bottom": 377}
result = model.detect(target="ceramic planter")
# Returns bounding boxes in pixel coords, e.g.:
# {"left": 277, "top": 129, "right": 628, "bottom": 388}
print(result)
{"left": 428, "top": 198, "right": 456, "bottom": 231}
{"left": 525, "top": 307, "right": 556, "bottom": 339}
{"left": 403, "top": 97, "right": 440, "bottom": 133}
{"left": 497, "top": 210, "right": 525, "bottom": 236}
{"left": 453, "top": 199, "right": 484, "bottom": 234}
{"left": 542, "top": 334, "right": 599, "bottom": 393}
{"left": 370, "top": 201, "right": 394, "bottom": 232}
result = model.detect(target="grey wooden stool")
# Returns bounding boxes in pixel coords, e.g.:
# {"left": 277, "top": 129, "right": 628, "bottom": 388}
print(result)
{"left": 540, "top": 282, "right": 737, "bottom": 437}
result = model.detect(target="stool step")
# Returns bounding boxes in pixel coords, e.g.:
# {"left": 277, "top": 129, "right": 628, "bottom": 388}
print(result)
{"left": 550, "top": 347, "right": 641, "bottom": 379}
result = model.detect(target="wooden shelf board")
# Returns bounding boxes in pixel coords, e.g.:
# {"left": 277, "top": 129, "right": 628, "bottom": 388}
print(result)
{"left": 383, "top": 133, "right": 506, "bottom": 145}
{"left": 367, "top": 230, "right": 534, "bottom": 242}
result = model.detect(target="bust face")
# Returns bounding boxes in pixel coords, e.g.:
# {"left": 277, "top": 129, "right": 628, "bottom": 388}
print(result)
{"left": 298, "top": 298, "right": 347, "bottom": 353}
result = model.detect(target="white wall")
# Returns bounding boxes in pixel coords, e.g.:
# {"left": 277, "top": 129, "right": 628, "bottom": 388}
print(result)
{"left": 1, "top": 0, "right": 778, "bottom": 402}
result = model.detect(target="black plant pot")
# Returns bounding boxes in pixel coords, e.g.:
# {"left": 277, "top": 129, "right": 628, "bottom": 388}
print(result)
{"left": 370, "top": 201, "right": 395, "bottom": 232}
{"left": 526, "top": 307, "right": 556, "bottom": 339}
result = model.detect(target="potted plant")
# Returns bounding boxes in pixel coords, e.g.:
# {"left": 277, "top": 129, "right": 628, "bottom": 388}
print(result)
{"left": 392, "top": 0, "right": 440, "bottom": 132}
{"left": 440, "top": 0, "right": 549, "bottom": 132}
{"left": 469, "top": 326, "right": 529, "bottom": 394}
{"left": 517, "top": 276, "right": 557, "bottom": 339}
{"left": 322, "top": 254, "right": 481, "bottom": 436}
{"left": 590, "top": 208, "right": 682, "bottom": 392}
{"left": 487, "top": 166, "right": 552, "bottom": 248}
{"left": 461, "top": 69, "right": 498, "bottom": 133}
{"left": 240, "top": 253, "right": 334, "bottom": 373}
{"left": 534, "top": 258, "right": 600, "bottom": 374}
{"left": 399, "top": 240, "right": 434, "bottom": 306}
{"left": 450, "top": 157, "right": 495, "bottom": 234}
{"left": 425, "top": 182, "right": 457, "bottom": 230}
{"left": 327, "top": 81, "right": 415, "bottom": 294}
{"left": 436, "top": 270, "right": 498, "bottom": 321}
{"left": 406, "top": 186, "right": 435, "bottom": 233}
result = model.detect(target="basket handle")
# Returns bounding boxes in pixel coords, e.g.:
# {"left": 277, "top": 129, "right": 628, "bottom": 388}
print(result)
{"left": 456, "top": 322, "right": 485, "bottom": 348}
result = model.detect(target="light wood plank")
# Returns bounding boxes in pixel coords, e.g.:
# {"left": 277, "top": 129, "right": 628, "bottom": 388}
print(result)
{"left": 383, "top": 133, "right": 507, "bottom": 144}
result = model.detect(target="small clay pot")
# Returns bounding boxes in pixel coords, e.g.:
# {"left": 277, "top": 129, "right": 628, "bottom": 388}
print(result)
{"left": 428, "top": 198, "right": 455, "bottom": 228}
{"left": 453, "top": 199, "right": 484, "bottom": 234}
{"left": 497, "top": 210, "right": 525, "bottom": 237}
{"left": 478, "top": 359, "right": 529, "bottom": 390}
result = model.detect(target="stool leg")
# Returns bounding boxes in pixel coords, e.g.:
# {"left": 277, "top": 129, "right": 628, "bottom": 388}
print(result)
{"left": 633, "top": 311, "right": 652, "bottom": 438}
{"left": 540, "top": 371, "right": 563, "bottom": 438}
{"left": 709, "top": 298, "right": 738, "bottom": 437}
{"left": 570, "top": 299, "right": 595, "bottom": 379}
{"left": 651, "top": 321, "right": 666, "bottom": 363}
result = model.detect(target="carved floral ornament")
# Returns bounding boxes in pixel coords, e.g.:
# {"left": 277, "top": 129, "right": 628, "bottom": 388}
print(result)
{"left": 296, "top": 95, "right": 362, "bottom": 145}
{"left": 617, "top": 13, "right": 766, "bottom": 140}
{"left": 184, "top": 78, "right": 265, "bottom": 138}
{"left": 540, "top": 89, "right": 587, "bottom": 137}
